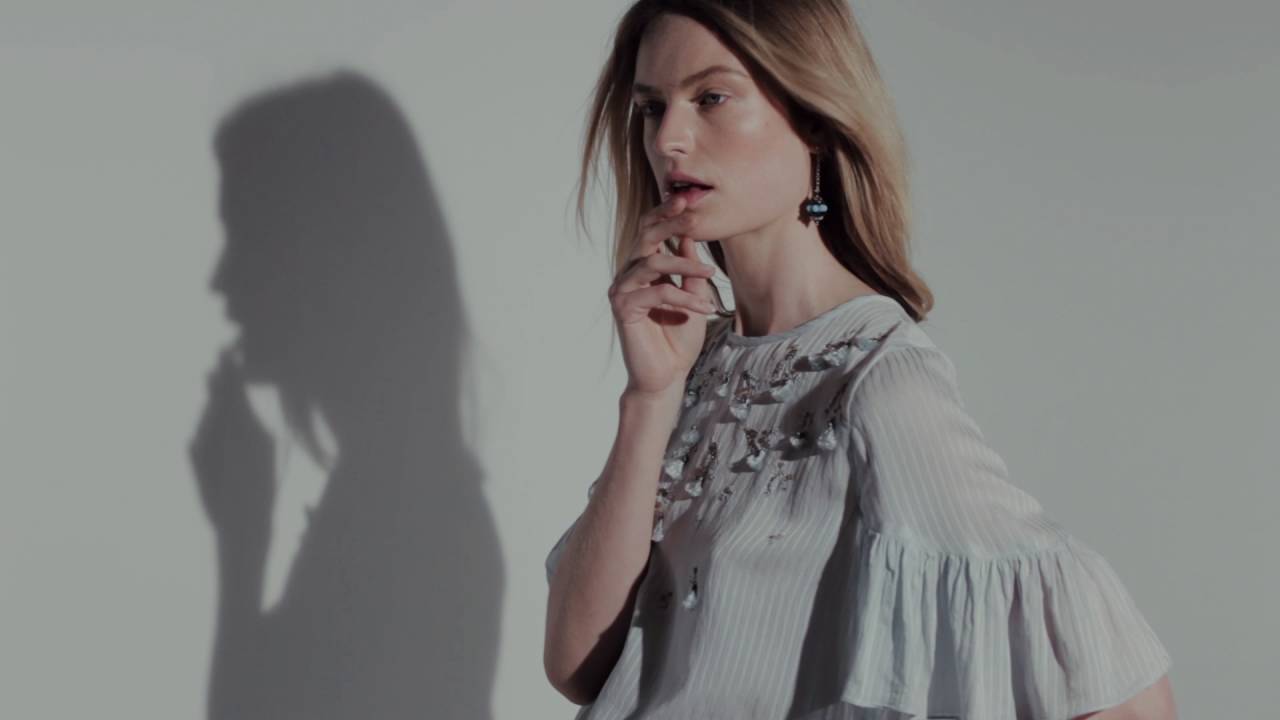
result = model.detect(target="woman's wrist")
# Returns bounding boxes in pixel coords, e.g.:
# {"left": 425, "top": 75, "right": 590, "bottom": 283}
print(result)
{"left": 620, "top": 385, "right": 682, "bottom": 411}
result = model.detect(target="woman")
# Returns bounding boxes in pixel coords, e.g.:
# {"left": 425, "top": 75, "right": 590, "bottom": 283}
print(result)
{"left": 544, "top": 2, "right": 1177, "bottom": 718}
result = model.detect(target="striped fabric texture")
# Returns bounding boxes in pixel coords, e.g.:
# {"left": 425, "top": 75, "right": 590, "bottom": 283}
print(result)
{"left": 545, "top": 294, "right": 1172, "bottom": 719}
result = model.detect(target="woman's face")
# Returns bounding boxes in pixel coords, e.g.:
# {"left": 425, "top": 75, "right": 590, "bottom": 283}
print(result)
{"left": 633, "top": 13, "right": 812, "bottom": 242}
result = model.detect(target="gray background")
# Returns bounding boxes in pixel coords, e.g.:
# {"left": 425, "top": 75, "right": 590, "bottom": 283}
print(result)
{"left": 2, "top": 1, "right": 1275, "bottom": 718}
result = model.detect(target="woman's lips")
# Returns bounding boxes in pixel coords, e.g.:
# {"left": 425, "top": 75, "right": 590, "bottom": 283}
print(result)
{"left": 672, "top": 186, "right": 713, "bottom": 207}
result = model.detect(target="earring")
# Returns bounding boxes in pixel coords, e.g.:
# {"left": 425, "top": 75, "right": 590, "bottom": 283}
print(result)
{"left": 803, "top": 151, "right": 829, "bottom": 225}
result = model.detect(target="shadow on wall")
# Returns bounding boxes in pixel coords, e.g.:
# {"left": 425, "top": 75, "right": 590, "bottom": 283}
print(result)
{"left": 188, "top": 69, "right": 501, "bottom": 719}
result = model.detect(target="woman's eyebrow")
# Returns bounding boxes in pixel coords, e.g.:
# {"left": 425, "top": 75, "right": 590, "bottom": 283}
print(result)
{"left": 633, "top": 65, "right": 747, "bottom": 95}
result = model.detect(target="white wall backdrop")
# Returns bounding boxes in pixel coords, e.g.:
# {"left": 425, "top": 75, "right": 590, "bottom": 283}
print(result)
{"left": 2, "top": 1, "right": 1275, "bottom": 718}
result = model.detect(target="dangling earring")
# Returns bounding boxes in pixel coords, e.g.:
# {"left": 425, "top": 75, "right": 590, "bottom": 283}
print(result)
{"left": 802, "top": 150, "right": 829, "bottom": 225}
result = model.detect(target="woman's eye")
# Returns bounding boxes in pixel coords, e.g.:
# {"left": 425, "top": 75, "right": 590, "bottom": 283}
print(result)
{"left": 699, "top": 92, "right": 727, "bottom": 107}
{"left": 634, "top": 92, "right": 727, "bottom": 118}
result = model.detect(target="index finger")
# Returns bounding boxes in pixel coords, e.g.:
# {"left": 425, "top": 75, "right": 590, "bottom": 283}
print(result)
{"left": 645, "top": 191, "right": 687, "bottom": 225}
{"left": 632, "top": 194, "right": 689, "bottom": 256}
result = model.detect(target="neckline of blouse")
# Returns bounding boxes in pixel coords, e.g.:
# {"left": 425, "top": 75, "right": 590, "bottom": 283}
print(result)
{"left": 721, "top": 293, "right": 900, "bottom": 347}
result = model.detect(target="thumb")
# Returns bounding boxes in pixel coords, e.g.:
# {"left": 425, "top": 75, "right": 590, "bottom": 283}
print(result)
{"left": 677, "top": 236, "right": 716, "bottom": 303}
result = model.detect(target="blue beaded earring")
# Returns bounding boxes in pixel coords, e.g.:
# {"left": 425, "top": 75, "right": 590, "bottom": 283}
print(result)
{"left": 802, "top": 150, "right": 829, "bottom": 224}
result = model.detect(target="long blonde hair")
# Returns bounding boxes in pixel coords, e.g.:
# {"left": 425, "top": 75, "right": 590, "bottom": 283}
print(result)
{"left": 574, "top": 0, "right": 934, "bottom": 327}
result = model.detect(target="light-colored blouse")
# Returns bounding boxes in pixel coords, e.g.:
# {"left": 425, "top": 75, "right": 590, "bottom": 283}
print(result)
{"left": 545, "top": 294, "right": 1172, "bottom": 719}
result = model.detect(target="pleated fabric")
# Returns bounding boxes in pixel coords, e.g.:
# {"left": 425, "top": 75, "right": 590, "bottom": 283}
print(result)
{"left": 545, "top": 294, "right": 1171, "bottom": 719}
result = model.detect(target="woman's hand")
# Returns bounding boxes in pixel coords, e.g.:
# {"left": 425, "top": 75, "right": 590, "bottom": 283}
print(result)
{"left": 188, "top": 345, "right": 276, "bottom": 558}
{"left": 608, "top": 193, "right": 719, "bottom": 399}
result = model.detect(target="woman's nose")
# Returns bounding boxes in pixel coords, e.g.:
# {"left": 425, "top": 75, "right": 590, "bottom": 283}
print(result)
{"left": 654, "top": 106, "right": 695, "bottom": 157}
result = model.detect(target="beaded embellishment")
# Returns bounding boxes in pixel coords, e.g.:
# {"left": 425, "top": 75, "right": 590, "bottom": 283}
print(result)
{"left": 763, "top": 340, "right": 801, "bottom": 401}
{"left": 714, "top": 369, "right": 731, "bottom": 398}
{"left": 652, "top": 438, "right": 718, "bottom": 541}
{"left": 692, "top": 366, "right": 729, "bottom": 406}
{"left": 684, "top": 441, "right": 719, "bottom": 498}
{"left": 789, "top": 410, "right": 814, "bottom": 449}
{"left": 682, "top": 565, "right": 700, "bottom": 609}
{"left": 662, "top": 426, "right": 702, "bottom": 480}
{"left": 646, "top": 323, "right": 894, "bottom": 541}
{"left": 762, "top": 462, "right": 795, "bottom": 495}
{"left": 739, "top": 427, "right": 785, "bottom": 471}
{"left": 814, "top": 378, "right": 852, "bottom": 452}
{"left": 803, "top": 333, "right": 884, "bottom": 371}
{"left": 729, "top": 370, "right": 760, "bottom": 420}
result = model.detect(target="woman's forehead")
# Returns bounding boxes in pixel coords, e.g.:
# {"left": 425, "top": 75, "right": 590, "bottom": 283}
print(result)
{"left": 635, "top": 17, "right": 747, "bottom": 90}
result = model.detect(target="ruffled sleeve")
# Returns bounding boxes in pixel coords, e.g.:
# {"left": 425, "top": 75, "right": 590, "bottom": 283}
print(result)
{"left": 832, "top": 342, "right": 1172, "bottom": 719}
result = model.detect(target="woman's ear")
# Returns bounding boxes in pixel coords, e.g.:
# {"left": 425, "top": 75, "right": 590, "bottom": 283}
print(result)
{"left": 799, "top": 116, "right": 829, "bottom": 154}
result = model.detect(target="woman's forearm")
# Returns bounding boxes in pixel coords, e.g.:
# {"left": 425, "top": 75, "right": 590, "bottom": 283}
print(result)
{"left": 1071, "top": 674, "right": 1178, "bottom": 720}
{"left": 543, "top": 388, "right": 681, "bottom": 705}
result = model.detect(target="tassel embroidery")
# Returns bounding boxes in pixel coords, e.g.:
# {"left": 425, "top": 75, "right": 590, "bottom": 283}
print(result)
{"left": 697, "top": 446, "right": 748, "bottom": 526}
{"left": 684, "top": 365, "right": 725, "bottom": 409}
{"left": 680, "top": 425, "right": 702, "bottom": 447}
{"left": 689, "top": 332, "right": 733, "bottom": 402}
{"left": 684, "top": 477, "right": 704, "bottom": 498}
{"left": 729, "top": 370, "right": 760, "bottom": 420}
{"left": 740, "top": 427, "right": 785, "bottom": 470}
{"left": 683, "top": 335, "right": 729, "bottom": 406}
{"left": 763, "top": 340, "right": 801, "bottom": 401}
{"left": 682, "top": 565, "right": 700, "bottom": 609}
{"left": 654, "top": 485, "right": 672, "bottom": 512}
{"left": 804, "top": 331, "right": 885, "bottom": 370}
{"left": 789, "top": 410, "right": 814, "bottom": 450}
{"left": 651, "top": 513, "right": 666, "bottom": 542}
{"left": 683, "top": 382, "right": 702, "bottom": 409}
{"left": 814, "top": 378, "right": 852, "bottom": 452}
{"left": 714, "top": 368, "right": 730, "bottom": 398}
{"left": 723, "top": 332, "right": 883, "bottom": 422}
{"left": 815, "top": 418, "right": 839, "bottom": 451}
{"left": 812, "top": 340, "right": 850, "bottom": 370}
{"left": 652, "top": 497, "right": 691, "bottom": 542}
{"left": 762, "top": 462, "right": 795, "bottom": 495}
{"left": 649, "top": 329, "right": 884, "bottom": 538}
{"left": 662, "top": 424, "right": 702, "bottom": 480}
{"left": 854, "top": 336, "right": 882, "bottom": 351}
{"left": 663, "top": 454, "right": 688, "bottom": 481}
{"left": 684, "top": 441, "right": 718, "bottom": 498}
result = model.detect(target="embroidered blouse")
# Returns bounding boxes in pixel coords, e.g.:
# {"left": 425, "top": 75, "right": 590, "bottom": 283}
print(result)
{"left": 545, "top": 293, "right": 1172, "bottom": 719}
